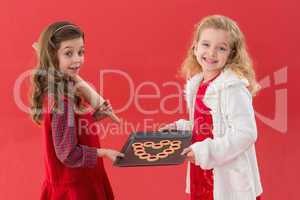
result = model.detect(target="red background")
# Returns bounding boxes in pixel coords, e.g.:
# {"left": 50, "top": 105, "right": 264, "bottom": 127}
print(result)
{"left": 0, "top": 0, "right": 299, "bottom": 199}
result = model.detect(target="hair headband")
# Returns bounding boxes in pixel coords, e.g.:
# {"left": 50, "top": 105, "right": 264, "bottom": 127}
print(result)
{"left": 53, "top": 24, "right": 79, "bottom": 35}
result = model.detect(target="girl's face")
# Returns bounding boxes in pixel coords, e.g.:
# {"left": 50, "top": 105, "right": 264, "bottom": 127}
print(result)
{"left": 57, "top": 37, "right": 84, "bottom": 77}
{"left": 194, "top": 28, "right": 231, "bottom": 74}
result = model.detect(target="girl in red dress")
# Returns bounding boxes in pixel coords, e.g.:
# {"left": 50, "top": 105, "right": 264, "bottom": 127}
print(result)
{"left": 160, "top": 15, "right": 263, "bottom": 200}
{"left": 30, "top": 21, "right": 124, "bottom": 200}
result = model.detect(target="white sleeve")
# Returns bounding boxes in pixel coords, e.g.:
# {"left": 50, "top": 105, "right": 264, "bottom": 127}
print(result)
{"left": 190, "top": 84, "right": 257, "bottom": 169}
{"left": 175, "top": 119, "right": 193, "bottom": 131}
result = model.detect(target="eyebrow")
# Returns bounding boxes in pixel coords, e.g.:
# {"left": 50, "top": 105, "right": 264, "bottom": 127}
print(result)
{"left": 201, "top": 40, "right": 229, "bottom": 47}
{"left": 219, "top": 42, "right": 229, "bottom": 47}
{"left": 63, "top": 46, "right": 84, "bottom": 50}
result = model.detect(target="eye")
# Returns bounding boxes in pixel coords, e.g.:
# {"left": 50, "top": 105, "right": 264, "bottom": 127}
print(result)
{"left": 202, "top": 42, "right": 209, "bottom": 47}
{"left": 65, "top": 51, "right": 73, "bottom": 57}
{"left": 78, "top": 49, "right": 85, "bottom": 56}
{"left": 218, "top": 46, "right": 227, "bottom": 52}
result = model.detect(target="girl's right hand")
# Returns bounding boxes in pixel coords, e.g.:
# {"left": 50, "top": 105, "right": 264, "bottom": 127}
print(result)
{"left": 158, "top": 122, "right": 177, "bottom": 132}
{"left": 97, "top": 148, "right": 125, "bottom": 162}
{"left": 93, "top": 100, "right": 113, "bottom": 121}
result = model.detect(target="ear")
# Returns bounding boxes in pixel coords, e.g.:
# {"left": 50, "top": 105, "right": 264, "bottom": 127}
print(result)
{"left": 32, "top": 42, "right": 40, "bottom": 57}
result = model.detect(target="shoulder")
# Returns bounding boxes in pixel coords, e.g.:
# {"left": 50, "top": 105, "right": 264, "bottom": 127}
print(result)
{"left": 224, "top": 69, "right": 252, "bottom": 100}
{"left": 185, "top": 73, "right": 203, "bottom": 93}
{"left": 211, "top": 68, "right": 250, "bottom": 92}
{"left": 227, "top": 82, "right": 252, "bottom": 101}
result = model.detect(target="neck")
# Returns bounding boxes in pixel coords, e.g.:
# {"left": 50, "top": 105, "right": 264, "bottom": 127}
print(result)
{"left": 203, "top": 70, "right": 221, "bottom": 83}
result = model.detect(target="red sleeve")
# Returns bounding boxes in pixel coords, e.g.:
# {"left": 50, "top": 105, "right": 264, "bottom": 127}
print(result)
{"left": 51, "top": 98, "right": 97, "bottom": 168}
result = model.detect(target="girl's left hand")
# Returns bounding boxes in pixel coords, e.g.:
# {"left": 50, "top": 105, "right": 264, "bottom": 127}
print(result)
{"left": 97, "top": 148, "right": 125, "bottom": 162}
{"left": 181, "top": 147, "right": 195, "bottom": 163}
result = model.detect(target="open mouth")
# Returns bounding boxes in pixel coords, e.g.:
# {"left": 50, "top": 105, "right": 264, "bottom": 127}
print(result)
{"left": 68, "top": 66, "right": 80, "bottom": 72}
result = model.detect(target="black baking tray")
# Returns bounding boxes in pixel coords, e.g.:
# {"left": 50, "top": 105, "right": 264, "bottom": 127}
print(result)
{"left": 114, "top": 131, "right": 192, "bottom": 167}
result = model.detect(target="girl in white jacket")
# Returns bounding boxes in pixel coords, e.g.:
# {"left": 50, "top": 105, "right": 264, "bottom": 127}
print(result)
{"left": 160, "top": 15, "right": 263, "bottom": 200}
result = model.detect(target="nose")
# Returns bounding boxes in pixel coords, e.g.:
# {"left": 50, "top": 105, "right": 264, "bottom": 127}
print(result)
{"left": 73, "top": 53, "right": 84, "bottom": 63}
{"left": 208, "top": 47, "right": 217, "bottom": 58}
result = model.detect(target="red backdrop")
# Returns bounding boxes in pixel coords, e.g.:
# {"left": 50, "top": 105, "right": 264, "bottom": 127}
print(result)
{"left": 1, "top": 0, "right": 299, "bottom": 199}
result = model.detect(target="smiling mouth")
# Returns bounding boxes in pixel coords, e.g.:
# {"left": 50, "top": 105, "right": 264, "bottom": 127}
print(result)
{"left": 203, "top": 57, "right": 218, "bottom": 64}
{"left": 68, "top": 66, "right": 80, "bottom": 71}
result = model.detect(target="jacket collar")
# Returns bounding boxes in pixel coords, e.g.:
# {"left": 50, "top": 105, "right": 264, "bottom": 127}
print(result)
{"left": 187, "top": 68, "right": 249, "bottom": 91}
{"left": 184, "top": 68, "right": 249, "bottom": 109}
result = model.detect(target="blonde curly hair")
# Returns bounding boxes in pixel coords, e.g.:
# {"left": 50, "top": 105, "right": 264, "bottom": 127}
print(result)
{"left": 181, "top": 15, "right": 260, "bottom": 95}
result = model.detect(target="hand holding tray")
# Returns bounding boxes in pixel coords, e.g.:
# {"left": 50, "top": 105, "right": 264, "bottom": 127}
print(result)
{"left": 114, "top": 131, "right": 192, "bottom": 167}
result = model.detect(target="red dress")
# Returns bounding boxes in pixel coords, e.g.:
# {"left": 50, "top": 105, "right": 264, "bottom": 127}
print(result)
{"left": 190, "top": 77, "right": 261, "bottom": 200}
{"left": 40, "top": 97, "right": 114, "bottom": 200}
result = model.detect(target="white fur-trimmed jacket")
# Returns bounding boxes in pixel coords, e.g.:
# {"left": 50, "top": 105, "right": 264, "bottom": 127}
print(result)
{"left": 175, "top": 68, "right": 263, "bottom": 200}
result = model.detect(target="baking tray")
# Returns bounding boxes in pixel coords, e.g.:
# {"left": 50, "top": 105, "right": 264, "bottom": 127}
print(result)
{"left": 114, "top": 131, "right": 192, "bottom": 167}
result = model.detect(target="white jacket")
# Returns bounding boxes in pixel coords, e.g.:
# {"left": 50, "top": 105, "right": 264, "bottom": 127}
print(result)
{"left": 175, "top": 68, "right": 263, "bottom": 200}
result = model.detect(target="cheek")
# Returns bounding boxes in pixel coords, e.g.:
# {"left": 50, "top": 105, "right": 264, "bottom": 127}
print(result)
{"left": 220, "top": 54, "right": 230, "bottom": 63}
{"left": 58, "top": 57, "right": 69, "bottom": 71}
{"left": 194, "top": 49, "right": 204, "bottom": 60}
{"left": 195, "top": 53, "right": 202, "bottom": 63}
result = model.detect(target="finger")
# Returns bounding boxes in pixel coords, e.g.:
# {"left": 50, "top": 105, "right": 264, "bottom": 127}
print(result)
{"left": 118, "top": 153, "right": 125, "bottom": 158}
{"left": 103, "top": 111, "right": 113, "bottom": 116}
{"left": 96, "top": 101, "right": 108, "bottom": 111}
{"left": 106, "top": 101, "right": 111, "bottom": 107}
{"left": 181, "top": 147, "right": 191, "bottom": 156}
{"left": 186, "top": 156, "right": 194, "bottom": 163}
{"left": 103, "top": 106, "right": 112, "bottom": 112}
{"left": 158, "top": 126, "right": 169, "bottom": 132}
{"left": 186, "top": 151, "right": 193, "bottom": 158}
{"left": 103, "top": 100, "right": 111, "bottom": 109}
{"left": 186, "top": 151, "right": 195, "bottom": 163}
{"left": 103, "top": 100, "right": 108, "bottom": 106}
{"left": 158, "top": 127, "right": 165, "bottom": 132}
{"left": 97, "top": 104, "right": 107, "bottom": 112}
{"left": 101, "top": 107, "right": 109, "bottom": 113}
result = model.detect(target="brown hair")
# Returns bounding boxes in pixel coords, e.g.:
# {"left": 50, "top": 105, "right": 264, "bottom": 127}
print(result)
{"left": 181, "top": 15, "right": 260, "bottom": 95}
{"left": 30, "top": 21, "right": 84, "bottom": 124}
